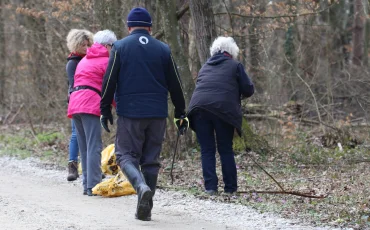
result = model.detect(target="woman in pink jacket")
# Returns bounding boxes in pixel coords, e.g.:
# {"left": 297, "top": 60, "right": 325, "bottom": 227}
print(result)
{"left": 68, "top": 30, "right": 117, "bottom": 196}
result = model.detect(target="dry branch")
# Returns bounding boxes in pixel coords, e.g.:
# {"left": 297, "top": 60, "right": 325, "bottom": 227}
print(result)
{"left": 8, "top": 103, "right": 24, "bottom": 125}
{"left": 213, "top": 7, "right": 332, "bottom": 19}
{"left": 244, "top": 153, "right": 328, "bottom": 199}
{"left": 154, "top": 2, "right": 189, "bottom": 39}
{"left": 237, "top": 190, "right": 328, "bottom": 199}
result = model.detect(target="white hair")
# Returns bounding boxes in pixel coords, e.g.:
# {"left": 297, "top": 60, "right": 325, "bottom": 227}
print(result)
{"left": 210, "top": 36, "right": 239, "bottom": 60}
{"left": 93, "top": 30, "right": 117, "bottom": 45}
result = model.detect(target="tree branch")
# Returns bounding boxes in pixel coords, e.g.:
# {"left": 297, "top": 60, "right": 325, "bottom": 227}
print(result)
{"left": 247, "top": 153, "right": 285, "bottom": 192}
{"left": 177, "top": 1, "right": 189, "bottom": 20}
{"left": 154, "top": 2, "right": 189, "bottom": 39}
{"left": 243, "top": 152, "right": 328, "bottom": 199}
{"left": 237, "top": 190, "right": 328, "bottom": 199}
{"left": 214, "top": 8, "right": 331, "bottom": 20}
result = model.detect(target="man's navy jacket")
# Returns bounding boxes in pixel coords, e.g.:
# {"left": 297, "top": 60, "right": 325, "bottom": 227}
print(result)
{"left": 100, "top": 29, "right": 185, "bottom": 119}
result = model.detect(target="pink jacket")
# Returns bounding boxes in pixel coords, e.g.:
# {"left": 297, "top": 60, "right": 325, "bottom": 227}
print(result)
{"left": 67, "top": 43, "right": 109, "bottom": 118}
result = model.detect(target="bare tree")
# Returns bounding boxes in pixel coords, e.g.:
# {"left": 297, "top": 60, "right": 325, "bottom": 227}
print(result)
{"left": 0, "top": 0, "right": 369, "bottom": 147}
{"left": 0, "top": 0, "right": 5, "bottom": 106}
{"left": 352, "top": 0, "right": 366, "bottom": 66}
{"left": 187, "top": 19, "right": 200, "bottom": 80}
{"left": 363, "top": 0, "right": 369, "bottom": 67}
{"left": 158, "top": 0, "right": 193, "bottom": 104}
{"left": 248, "top": 0, "right": 268, "bottom": 94}
{"left": 158, "top": 0, "right": 195, "bottom": 149}
{"left": 93, "top": 0, "right": 125, "bottom": 38}
{"left": 189, "top": 0, "right": 217, "bottom": 65}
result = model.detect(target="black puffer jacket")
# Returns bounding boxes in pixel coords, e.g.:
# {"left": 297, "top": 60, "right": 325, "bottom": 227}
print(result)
{"left": 66, "top": 54, "right": 83, "bottom": 93}
{"left": 187, "top": 52, "right": 254, "bottom": 136}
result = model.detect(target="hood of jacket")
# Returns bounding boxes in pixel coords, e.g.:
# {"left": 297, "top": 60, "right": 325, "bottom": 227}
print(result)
{"left": 206, "top": 52, "right": 233, "bottom": 65}
{"left": 86, "top": 43, "right": 109, "bottom": 59}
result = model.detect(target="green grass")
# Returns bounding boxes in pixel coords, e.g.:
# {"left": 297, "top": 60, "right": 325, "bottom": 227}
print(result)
{"left": 0, "top": 126, "right": 67, "bottom": 163}
{"left": 0, "top": 147, "right": 32, "bottom": 159}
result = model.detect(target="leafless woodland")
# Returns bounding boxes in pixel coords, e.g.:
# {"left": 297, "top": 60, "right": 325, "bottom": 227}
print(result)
{"left": 0, "top": 0, "right": 369, "bottom": 150}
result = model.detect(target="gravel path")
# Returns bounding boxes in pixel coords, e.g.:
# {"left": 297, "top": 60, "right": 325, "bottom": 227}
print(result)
{"left": 0, "top": 157, "right": 338, "bottom": 230}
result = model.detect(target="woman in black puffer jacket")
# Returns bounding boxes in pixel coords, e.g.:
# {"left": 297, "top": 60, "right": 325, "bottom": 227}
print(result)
{"left": 65, "top": 29, "right": 93, "bottom": 182}
{"left": 187, "top": 36, "right": 254, "bottom": 195}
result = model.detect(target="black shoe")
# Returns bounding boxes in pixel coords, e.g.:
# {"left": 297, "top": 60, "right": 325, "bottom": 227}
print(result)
{"left": 83, "top": 189, "right": 87, "bottom": 195}
{"left": 121, "top": 162, "right": 152, "bottom": 221}
{"left": 67, "top": 161, "right": 79, "bottom": 181}
{"left": 87, "top": 188, "right": 97, "bottom": 196}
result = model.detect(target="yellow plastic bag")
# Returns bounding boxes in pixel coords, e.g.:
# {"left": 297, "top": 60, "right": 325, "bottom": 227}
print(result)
{"left": 101, "top": 144, "right": 120, "bottom": 176}
{"left": 78, "top": 144, "right": 120, "bottom": 176}
{"left": 92, "top": 171, "right": 136, "bottom": 197}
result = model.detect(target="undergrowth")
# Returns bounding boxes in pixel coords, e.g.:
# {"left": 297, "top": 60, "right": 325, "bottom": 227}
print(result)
{"left": 1, "top": 123, "right": 369, "bottom": 229}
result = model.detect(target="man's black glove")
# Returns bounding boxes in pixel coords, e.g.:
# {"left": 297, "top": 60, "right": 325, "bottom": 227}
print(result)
{"left": 174, "top": 115, "right": 189, "bottom": 135}
{"left": 100, "top": 113, "right": 113, "bottom": 133}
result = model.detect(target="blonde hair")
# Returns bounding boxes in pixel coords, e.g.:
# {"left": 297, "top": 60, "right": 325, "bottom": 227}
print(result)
{"left": 210, "top": 36, "right": 239, "bottom": 60}
{"left": 66, "top": 29, "right": 93, "bottom": 52}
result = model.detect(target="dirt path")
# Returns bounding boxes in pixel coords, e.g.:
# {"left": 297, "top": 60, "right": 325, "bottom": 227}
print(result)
{"left": 0, "top": 157, "right": 335, "bottom": 230}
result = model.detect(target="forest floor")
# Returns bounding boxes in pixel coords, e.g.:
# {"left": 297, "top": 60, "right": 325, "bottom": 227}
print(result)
{"left": 0, "top": 123, "right": 369, "bottom": 229}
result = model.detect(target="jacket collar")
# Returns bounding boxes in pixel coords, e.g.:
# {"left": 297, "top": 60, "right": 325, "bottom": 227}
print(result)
{"left": 130, "top": 29, "right": 150, "bottom": 36}
{"left": 67, "top": 53, "right": 85, "bottom": 61}
{"left": 206, "top": 52, "right": 233, "bottom": 65}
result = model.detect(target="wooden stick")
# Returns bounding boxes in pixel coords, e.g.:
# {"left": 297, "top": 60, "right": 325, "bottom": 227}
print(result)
{"left": 237, "top": 190, "right": 328, "bottom": 199}
{"left": 246, "top": 153, "right": 285, "bottom": 192}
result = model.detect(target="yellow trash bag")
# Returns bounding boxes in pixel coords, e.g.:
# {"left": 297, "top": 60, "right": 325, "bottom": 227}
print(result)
{"left": 78, "top": 144, "right": 120, "bottom": 176}
{"left": 100, "top": 144, "right": 120, "bottom": 175}
{"left": 92, "top": 171, "right": 136, "bottom": 197}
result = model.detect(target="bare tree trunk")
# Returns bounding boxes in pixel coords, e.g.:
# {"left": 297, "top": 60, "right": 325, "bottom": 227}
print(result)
{"left": 93, "top": 0, "right": 125, "bottom": 38}
{"left": 188, "top": 19, "right": 200, "bottom": 82}
{"left": 248, "top": 1, "right": 267, "bottom": 94}
{"left": 363, "top": 0, "right": 369, "bottom": 67}
{"left": 352, "top": 0, "right": 366, "bottom": 66}
{"left": 189, "top": 0, "right": 217, "bottom": 65}
{"left": 328, "top": 0, "right": 351, "bottom": 67}
{"left": 0, "top": 0, "right": 5, "bottom": 106}
{"left": 321, "top": 0, "right": 333, "bottom": 121}
{"left": 284, "top": 0, "right": 298, "bottom": 101}
{"left": 159, "top": 0, "right": 193, "bottom": 104}
{"left": 159, "top": 0, "right": 194, "bottom": 151}
{"left": 23, "top": 8, "right": 49, "bottom": 100}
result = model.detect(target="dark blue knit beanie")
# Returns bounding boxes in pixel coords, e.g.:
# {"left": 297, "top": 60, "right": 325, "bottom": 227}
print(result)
{"left": 127, "top": 7, "right": 152, "bottom": 27}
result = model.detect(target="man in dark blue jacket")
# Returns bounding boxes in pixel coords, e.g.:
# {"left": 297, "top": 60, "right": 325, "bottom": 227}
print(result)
{"left": 100, "top": 7, "right": 187, "bottom": 221}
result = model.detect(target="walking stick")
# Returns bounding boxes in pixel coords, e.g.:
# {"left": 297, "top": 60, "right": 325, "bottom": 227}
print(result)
{"left": 170, "top": 131, "right": 181, "bottom": 185}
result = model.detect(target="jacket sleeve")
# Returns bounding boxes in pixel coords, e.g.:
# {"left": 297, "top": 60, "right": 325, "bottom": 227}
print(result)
{"left": 100, "top": 45, "right": 120, "bottom": 116}
{"left": 166, "top": 53, "right": 186, "bottom": 118}
{"left": 66, "top": 60, "right": 78, "bottom": 91}
{"left": 236, "top": 63, "right": 254, "bottom": 99}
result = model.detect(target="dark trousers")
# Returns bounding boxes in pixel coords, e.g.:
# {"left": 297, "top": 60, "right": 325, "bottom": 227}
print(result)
{"left": 115, "top": 117, "right": 166, "bottom": 175}
{"left": 192, "top": 110, "right": 237, "bottom": 193}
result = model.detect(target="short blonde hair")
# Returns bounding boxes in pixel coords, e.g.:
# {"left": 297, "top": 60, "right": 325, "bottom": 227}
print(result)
{"left": 66, "top": 29, "right": 93, "bottom": 52}
{"left": 210, "top": 36, "right": 239, "bottom": 60}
